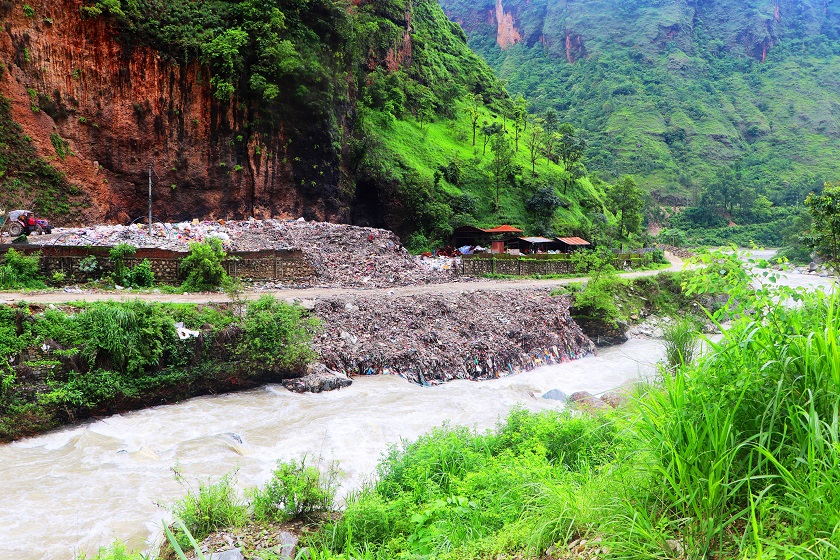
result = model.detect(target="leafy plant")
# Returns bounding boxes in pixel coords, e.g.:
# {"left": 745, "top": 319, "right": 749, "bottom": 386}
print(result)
{"left": 108, "top": 243, "right": 136, "bottom": 286}
{"left": 0, "top": 249, "right": 45, "bottom": 289}
{"left": 239, "top": 295, "right": 318, "bottom": 374}
{"left": 252, "top": 457, "right": 339, "bottom": 522}
{"left": 77, "top": 255, "right": 99, "bottom": 275}
{"left": 180, "top": 237, "right": 228, "bottom": 292}
{"left": 129, "top": 258, "right": 155, "bottom": 288}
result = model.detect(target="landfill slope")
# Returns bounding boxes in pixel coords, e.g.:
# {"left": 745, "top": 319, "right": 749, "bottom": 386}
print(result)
{"left": 26, "top": 219, "right": 462, "bottom": 289}
{"left": 312, "top": 289, "right": 596, "bottom": 385}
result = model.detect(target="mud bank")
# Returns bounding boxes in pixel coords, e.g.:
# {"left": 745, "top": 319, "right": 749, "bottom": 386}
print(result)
{"left": 310, "top": 288, "right": 596, "bottom": 386}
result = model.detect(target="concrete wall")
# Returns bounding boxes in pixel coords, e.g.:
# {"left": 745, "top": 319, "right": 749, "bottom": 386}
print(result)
{"left": 0, "top": 245, "right": 315, "bottom": 283}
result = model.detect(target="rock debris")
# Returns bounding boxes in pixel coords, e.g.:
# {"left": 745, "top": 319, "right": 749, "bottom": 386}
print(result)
{"left": 310, "top": 288, "right": 596, "bottom": 385}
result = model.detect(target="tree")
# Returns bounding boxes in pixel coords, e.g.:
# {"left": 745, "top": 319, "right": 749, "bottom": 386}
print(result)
{"left": 488, "top": 132, "right": 514, "bottom": 213}
{"left": 525, "top": 117, "right": 544, "bottom": 175}
{"left": 465, "top": 93, "right": 483, "bottom": 146}
{"left": 557, "top": 123, "right": 586, "bottom": 183}
{"left": 607, "top": 176, "right": 644, "bottom": 238}
{"left": 512, "top": 94, "right": 527, "bottom": 152}
{"left": 527, "top": 185, "right": 562, "bottom": 234}
{"left": 543, "top": 108, "right": 558, "bottom": 134}
{"left": 563, "top": 161, "right": 586, "bottom": 195}
{"left": 703, "top": 168, "right": 741, "bottom": 216}
{"left": 802, "top": 183, "right": 840, "bottom": 266}
{"left": 481, "top": 121, "right": 503, "bottom": 155}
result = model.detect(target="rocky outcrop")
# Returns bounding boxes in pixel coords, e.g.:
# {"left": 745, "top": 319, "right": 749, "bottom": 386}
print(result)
{"left": 0, "top": 0, "right": 335, "bottom": 225}
{"left": 494, "top": 0, "right": 522, "bottom": 49}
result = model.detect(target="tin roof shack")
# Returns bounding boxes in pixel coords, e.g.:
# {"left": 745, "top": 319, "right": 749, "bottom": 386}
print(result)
{"left": 556, "top": 237, "right": 591, "bottom": 253}
{"left": 452, "top": 225, "right": 523, "bottom": 252}
{"left": 516, "top": 236, "right": 560, "bottom": 253}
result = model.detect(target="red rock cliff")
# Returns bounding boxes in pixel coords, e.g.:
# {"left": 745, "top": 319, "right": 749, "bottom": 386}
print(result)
{"left": 0, "top": 0, "right": 342, "bottom": 224}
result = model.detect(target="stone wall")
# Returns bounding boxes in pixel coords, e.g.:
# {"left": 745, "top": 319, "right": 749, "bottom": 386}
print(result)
{"left": 0, "top": 245, "right": 315, "bottom": 284}
{"left": 460, "top": 254, "right": 649, "bottom": 276}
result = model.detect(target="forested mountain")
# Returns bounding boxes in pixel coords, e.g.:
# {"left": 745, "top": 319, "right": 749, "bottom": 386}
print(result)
{"left": 439, "top": 0, "right": 840, "bottom": 206}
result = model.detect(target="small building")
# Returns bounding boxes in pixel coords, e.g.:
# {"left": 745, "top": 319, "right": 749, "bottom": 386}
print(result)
{"left": 556, "top": 236, "right": 591, "bottom": 253}
{"left": 517, "top": 236, "right": 560, "bottom": 253}
{"left": 451, "top": 224, "right": 524, "bottom": 252}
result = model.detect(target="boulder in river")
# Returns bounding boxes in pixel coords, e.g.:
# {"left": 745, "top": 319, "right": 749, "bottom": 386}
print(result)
{"left": 541, "top": 389, "right": 568, "bottom": 402}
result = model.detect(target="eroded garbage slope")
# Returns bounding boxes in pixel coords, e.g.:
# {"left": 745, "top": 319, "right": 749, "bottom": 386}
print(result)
{"left": 310, "top": 289, "right": 596, "bottom": 386}
{"left": 28, "top": 219, "right": 460, "bottom": 289}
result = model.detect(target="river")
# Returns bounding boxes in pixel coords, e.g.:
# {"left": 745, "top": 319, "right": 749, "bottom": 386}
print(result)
{"left": 0, "top": 338, "right": 664, "bottom": 560}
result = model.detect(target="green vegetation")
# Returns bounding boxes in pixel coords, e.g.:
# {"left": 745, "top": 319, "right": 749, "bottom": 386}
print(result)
{"left": 0, "top": 249, "right": 46, "bottom": 290}
{"left": 0, "top": 297, "right": 317, "bottom": 440}
{"left": 238, "top": 295, "right": 319, "bottom": 374}
{"left": 108, "top": 243, "right": 156, "bottom": 288}
{"left": 180, "top": 237, "right": 228, "bottom": 292}
{"left": 172, "top": 473, "right": 248, "bottom": 547}
{"left": 0, "top": 97, "right": 76, "bottom": 217}
{"left": 802, "top": 181, "right": 840, "bottom": 268}
{"left": 251, "top": 457, "right": 338, "bottom": 523}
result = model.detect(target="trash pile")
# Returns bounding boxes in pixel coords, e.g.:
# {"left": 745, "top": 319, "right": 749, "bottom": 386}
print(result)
{"left": 233, "top": 220, "right": 462, "bottom": 288}
{"left": 310, "top": 288, "right": 596, "bottom": 386}
{"left": 27, "top": 219, "right": 463, "bottom": 288}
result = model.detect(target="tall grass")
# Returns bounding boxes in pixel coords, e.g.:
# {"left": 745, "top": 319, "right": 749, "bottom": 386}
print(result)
{"left": 661, "top": 315, "right": 700, "bottom": 370}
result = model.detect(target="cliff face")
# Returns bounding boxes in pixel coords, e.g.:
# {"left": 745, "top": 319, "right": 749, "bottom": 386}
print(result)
{"left": 442, "top": 0, "right": 840, "bottom": 62}
{"left": 0, "top": 0, "right": 329, "bottom": 224}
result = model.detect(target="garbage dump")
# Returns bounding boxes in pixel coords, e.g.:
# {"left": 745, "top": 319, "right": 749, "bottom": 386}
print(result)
{"left": 309, "top": 288, "right": 596, "bottom": 386}
{"left": 26, "top": 219, "right": 464, "bottom": 289}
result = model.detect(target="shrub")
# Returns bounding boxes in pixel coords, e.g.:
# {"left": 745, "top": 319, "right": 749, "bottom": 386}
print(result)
{"left": 661, "top": 315, "right": 700, "bottom": 370}
{"left": 77, "top": 254, "right": 99, "bottom": 276}
{"left": 180, "top": 237, "right": 228, "bottom": 291}
{"left": 108, "top": 243, "right": 136, "bottom": 286}
{"left": 0, "top": 248, "right": 45, "bottom": 289}
{"left": 239, "top": 295, "right": 318, "bottom": 374}
{"left": 252, "top": 457, "right": 339, "bottom": 522}
{"left": 128, "top": 258, "right": 155, "bottom": 288}
{"left": 75, "top": 301, "right": 176, "bottom": 376}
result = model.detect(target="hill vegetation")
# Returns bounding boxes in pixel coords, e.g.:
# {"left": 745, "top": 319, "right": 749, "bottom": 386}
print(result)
{"left": 440, "top": 0, "right": 840, "bottom": 249}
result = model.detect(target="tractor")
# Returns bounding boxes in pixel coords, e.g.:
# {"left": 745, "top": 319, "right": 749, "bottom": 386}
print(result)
{"left": 0, "top": 209, "right": 52, "bottom": 238}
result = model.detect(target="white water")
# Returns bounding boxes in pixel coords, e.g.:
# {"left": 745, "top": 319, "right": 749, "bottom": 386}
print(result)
{"left": 0, "top": 339, "right": 663, "bottom": 560}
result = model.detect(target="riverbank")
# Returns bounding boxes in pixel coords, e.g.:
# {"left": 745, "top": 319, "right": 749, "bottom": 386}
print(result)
{"left": 1, "top": 339, "right": 667, "bottom": 560}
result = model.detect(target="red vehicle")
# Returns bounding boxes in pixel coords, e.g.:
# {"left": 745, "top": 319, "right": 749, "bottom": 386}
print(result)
{"left": 0, "top": 209, "right": 52, "bottom": 237}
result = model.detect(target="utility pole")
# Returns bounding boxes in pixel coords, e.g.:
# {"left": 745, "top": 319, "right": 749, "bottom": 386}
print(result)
{"left": 148, "top": 164, "right": 153, "bottom": 235}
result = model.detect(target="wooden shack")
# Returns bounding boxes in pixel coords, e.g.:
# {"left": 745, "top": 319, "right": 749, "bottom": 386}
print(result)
{"left": 556, "top": 236, "right": 591, "bottom": 253}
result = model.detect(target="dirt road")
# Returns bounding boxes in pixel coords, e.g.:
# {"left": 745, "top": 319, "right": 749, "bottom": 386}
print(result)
{"left": 0, "top": 255, "right": 686, "bottom": 305}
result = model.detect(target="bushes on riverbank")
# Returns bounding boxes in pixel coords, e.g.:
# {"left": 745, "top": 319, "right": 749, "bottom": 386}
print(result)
{"left": 0, "top": 296, "right": 317, "bottom": 441}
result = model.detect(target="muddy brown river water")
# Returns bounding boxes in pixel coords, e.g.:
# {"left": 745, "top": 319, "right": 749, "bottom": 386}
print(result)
{"left": 0, "top": 339, "right": 664, "bottom": 560}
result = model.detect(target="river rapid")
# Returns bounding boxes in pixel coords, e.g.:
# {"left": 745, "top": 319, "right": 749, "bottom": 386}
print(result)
{"left": 0, "top": 338, "right": 665, "bottom": 560}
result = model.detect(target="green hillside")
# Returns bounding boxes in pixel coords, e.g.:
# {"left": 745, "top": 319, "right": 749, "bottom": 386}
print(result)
{"left": 439, "top": 0, "right": 840, "bottom": 207}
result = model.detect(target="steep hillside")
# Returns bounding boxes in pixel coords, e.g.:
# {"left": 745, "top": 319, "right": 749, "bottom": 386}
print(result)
{"left": 0, "top": 0, "right": 507, "bottom": 235}
{"left": 440, "top": 0, "right": 840, "bottom": 204}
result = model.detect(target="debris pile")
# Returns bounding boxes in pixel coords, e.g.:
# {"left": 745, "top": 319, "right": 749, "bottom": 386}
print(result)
{"left": 310, "top": 288, "right": 596, "bottom": 386}
{"left": 27, "top": 219, "right": 463, "bottom": 288}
